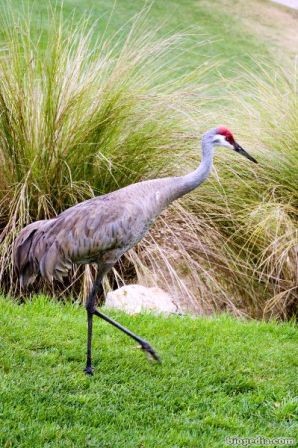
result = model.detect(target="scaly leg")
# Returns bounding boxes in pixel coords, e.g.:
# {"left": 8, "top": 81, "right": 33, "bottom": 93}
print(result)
{"left": 93, "top": 308, "right": 161, "bottom": 363}
{"left": 84, "top": 265, "right": 161, "bottom": 375}
{"left": 84, "top": 266, "right": 107, "bottom": 375}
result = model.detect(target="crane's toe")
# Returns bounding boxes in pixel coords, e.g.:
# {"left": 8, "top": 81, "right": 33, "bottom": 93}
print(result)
{"left": 84, "top": 366, "right": 94, "bottom": 376}
{"left": 140, "top": 341, "right": 161, "bottom": 364}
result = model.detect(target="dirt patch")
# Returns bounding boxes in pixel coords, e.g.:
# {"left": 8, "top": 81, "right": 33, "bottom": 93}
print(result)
{"left": 202, "top": 0, "right": 298, "bottom": 59}
{"left": 241, "top": 0, "right": 298, "bottom": 57}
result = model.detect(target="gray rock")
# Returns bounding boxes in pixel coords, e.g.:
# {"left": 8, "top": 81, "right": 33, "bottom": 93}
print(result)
{"left": 105, "top": 284, "right": 182, "bottom": 315}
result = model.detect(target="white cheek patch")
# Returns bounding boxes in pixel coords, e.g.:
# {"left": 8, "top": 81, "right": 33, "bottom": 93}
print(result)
{"left": 213, "top": 134, "right": 233, "bottom": 149}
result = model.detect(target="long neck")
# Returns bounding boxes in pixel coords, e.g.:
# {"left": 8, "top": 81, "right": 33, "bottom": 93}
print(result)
{"left": 170, "top": 133, "right": 214, "bottom": 201}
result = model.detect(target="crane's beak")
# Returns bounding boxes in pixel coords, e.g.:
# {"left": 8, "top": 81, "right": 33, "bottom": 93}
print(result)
{"left": 234, "top": 142, "right": 257, "bottom": 163}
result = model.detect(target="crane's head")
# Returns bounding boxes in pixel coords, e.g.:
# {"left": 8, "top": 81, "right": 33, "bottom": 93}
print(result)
{"left": 212, "top": 126, "right": 257, "bottom": 163}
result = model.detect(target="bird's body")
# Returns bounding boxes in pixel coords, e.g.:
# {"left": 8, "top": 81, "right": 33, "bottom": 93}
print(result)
{"left": 13, "top": 127, "right": 257, "bottom": 374}
{"left": 15, "top": 175, "right": 187, "bottom": 285}
{"left": 14, "top": 152, "right": 213, "bottom": 287}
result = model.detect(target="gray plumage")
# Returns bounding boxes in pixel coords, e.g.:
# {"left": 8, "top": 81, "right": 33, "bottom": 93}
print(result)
{"left": 14, "top": 135, "right": 211, "bottom": 286}
{"left": 13, "top": 127, "right": 257, "bottom": 373}
{"left": 14, "top": 176, "right": 193, "bottom": 287}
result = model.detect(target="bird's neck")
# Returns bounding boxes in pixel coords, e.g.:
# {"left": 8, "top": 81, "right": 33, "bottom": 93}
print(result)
{"left": 170, "top": 134, "right": 214, "bottom": 201}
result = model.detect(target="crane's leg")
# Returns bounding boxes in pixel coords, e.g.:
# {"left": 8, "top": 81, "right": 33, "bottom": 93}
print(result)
{"left": 84, "top": 267, "right": 106, "bottom": 375}
{"left": 84, "top": 265, "right": 161, "bottom": 375}
{"left": 92, "top": 309, "right": 161, "bottom": 364}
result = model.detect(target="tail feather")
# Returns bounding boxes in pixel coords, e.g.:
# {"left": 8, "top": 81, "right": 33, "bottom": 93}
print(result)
{"left": 13, "top": 220, "right": 52, "bottom": 288}
{"left": 14, "top": 218, "right": 72, "bottom": 288}
{"left": 39, "top": 241, "right": 59, "bottom": 283}
{"left": 39, "top": 240, "right": 72, "bottom": 282}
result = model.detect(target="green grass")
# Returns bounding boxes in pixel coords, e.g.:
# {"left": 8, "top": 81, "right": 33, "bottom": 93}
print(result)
{"left": 1, "top": 0, "right": 270, "bottom": 80}
{"left": 0, "top": 297, "right": 297, "bottom": 447}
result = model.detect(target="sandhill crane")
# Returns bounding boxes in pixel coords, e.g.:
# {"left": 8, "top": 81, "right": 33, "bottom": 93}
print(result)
{"left": 14, "top": 126, "right": 257, "bottom": 374}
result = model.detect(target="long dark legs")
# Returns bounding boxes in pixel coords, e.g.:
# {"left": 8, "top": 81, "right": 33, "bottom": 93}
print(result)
{"left": 84, "top": 271, "right": 104, "bottom": 375}
{"left": 93, "top": 309, "right": 161, "bottom": 363}
{"left": 84, "top": 264, "right": 161, "bottom": 375}
{"left": 85, "top": 309, "right": 95, "bottom": 374}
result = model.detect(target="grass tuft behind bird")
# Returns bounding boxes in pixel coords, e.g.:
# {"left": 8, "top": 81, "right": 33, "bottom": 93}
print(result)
{"left": 0, "top": 8, "right": 215, "bottom": 301}
{"left": 185, "top": 64, "right": 298, "bottom": 318}
{"left": 0, "top": 8, "right": 297, "bottom": 319}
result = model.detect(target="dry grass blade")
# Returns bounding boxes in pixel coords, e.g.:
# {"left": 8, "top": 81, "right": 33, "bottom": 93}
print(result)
{"left": 0, "top": 9, "right": 296, "bottom": 320}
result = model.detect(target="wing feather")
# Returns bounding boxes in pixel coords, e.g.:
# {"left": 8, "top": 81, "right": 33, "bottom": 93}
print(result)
{"left": 14, "top": 181, "right": 162, "bottom": 286}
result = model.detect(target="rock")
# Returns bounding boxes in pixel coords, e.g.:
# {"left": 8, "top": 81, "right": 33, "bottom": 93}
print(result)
{"left": 105, "top": 284, "right": 181, "bottom": 315}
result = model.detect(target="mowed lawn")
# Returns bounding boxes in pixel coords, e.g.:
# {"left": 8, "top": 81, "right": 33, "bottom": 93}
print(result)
{"left": 0, "top": 297, "right": 297, "bottom": 447}
{"left": 2, "top": 0, "right": 270, "bottom": 80}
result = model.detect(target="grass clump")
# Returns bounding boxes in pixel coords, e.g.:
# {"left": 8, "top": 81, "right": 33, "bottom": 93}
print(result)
{"left": 0, "top": 9, "right": 214, "bottom": 299}
{"left": 230, "top": 66, "right": 298, "bottom": 318}
{"left": 185, "top": 64, "right": 298, "bottom": 318}
{"left": 136, "top": 64, "right": 298, "bottom": 320}
{"left": 0, "top": 8, "right": 296, "bottom": 320}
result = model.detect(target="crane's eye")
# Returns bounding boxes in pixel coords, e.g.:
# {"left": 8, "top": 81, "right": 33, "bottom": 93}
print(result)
{"left": 225, "top": 135, "right": 235, "bottom": 145}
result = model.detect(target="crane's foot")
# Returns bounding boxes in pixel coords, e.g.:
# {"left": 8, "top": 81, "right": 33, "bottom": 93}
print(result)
{"left": 84, "top": 365, "right": 94, "bottom": 376}
{"left": 139, "top": 341, "right": 161, "bottom": 364}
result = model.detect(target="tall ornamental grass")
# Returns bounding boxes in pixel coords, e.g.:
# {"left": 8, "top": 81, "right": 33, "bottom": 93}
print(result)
{"left": 0, "top": 10, "right": 219, "bottom": 306}
{"left": 0, "top": 10, "right": 296, "bottom": 319}
{"left": 184, "top": 65, "right": 297, "bottom": 318}
{"left": 231, "top": 66, "right": 297, "bottom": 318}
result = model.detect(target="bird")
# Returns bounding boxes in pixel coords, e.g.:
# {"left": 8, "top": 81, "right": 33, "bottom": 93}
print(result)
{"left": 13, "top": 126, "right": 257, "bottom": 375}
